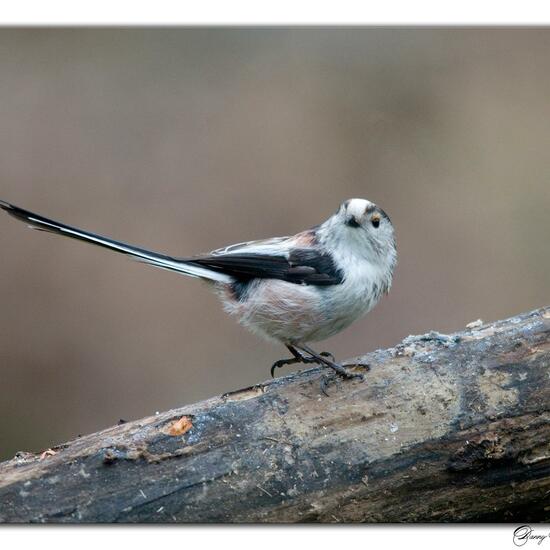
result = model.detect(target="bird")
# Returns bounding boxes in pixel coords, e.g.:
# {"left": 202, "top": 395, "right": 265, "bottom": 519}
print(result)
{"left": 0, "top": 198, "right": 396, "bottom": 393}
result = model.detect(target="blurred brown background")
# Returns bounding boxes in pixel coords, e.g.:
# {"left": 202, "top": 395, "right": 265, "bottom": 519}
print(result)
{"left": 0, "top": 28, "right": 548, "bottom": 461}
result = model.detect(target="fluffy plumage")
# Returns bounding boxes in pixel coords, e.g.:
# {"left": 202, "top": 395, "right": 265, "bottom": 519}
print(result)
{"left": 0, "top": 198, "right": 396, "bottom": 352}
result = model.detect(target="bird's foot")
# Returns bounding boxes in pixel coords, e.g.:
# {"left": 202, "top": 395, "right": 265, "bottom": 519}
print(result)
{"left": 319, "top": 362, "right": 366, "bottom": 396}
{"left": 270, "top": 345, "right": 367, "bottom": 395}
{"left": 270, "top": 346, "right": 338, "bottom": 378}
{"left": 270, "top": 357, "right": 297, "bottom": 378}
{"left": 270, "top": 355, "right": 321, "bottom": 378}
{"left": 319, "top": 351, "right": 336, "bottom": 362}
{"left": 319, "top": 370, "right": 363, "bottom": 396}
{"left": 342, "top": 360, "right": 370, "bottom": 372}
{"left": 320, "top": 373, "right": 334, "bottom": 396}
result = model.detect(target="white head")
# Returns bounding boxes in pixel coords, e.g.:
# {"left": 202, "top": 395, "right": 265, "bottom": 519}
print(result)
{"left": 319, "top": 198, "right": 397, "bottom": 267}
{"left": 341, "top": 197, "right": 395, "bottom": 250}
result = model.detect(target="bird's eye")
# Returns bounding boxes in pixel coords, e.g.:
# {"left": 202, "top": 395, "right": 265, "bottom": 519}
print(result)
{"left": 371, "top": 216, "right": 380, "bottom": 228}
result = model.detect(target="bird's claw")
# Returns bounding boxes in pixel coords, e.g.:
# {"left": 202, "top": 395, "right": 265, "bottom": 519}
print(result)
{"left": 271, "top": 348, "right": 368, "bottom": 392}
{"left": 319, "top": 365, "right": 365, "bottom": 396}
{"left": 320, "top": 374, "right": 334, "bottom": 396}
{"left": 270, "top": 354, "right": 327, "bottom": 378}
{"left": 270, "top": 359, "right": 294, "bottom": 378}
{"left": 342, "top": 361, "right": 370, "bottom": 372}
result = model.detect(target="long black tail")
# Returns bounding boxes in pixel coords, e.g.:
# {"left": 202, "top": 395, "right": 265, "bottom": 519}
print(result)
{"left": 0, "top": 200, "right": 232, "bottom": 283}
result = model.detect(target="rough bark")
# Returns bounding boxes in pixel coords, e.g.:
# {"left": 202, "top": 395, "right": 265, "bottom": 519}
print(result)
{"left": 1, "top": 307, "right": 549, "bottom": 523}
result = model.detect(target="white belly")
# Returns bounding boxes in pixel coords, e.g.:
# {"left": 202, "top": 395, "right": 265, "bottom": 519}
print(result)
{"left": 217, "top": 267, "right": 386, "bottom": 344}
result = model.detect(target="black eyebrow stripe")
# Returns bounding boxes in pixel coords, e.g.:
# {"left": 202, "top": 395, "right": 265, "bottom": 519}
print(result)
{"left": 377, "top": 207, "right": 391, "bottom": 223}
{"left": 365, "top": 205, "right": 391, "bottom": 223}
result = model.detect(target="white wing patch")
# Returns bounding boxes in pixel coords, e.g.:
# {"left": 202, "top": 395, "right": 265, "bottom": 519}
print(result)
{"left": 209, "top": 236, "right": 293, "bottom": 258}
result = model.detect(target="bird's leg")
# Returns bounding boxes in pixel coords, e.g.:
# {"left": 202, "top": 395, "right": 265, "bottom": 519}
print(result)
{"left": 270, "top": 346, "right": 349, "bottom": 380}
{"left": 270, "top": 344, "right": 320, "bottom": 378}
{"left": 294, "top": 343, "right": 365, "bottom": 396}
{"left": 295, "top": 344, "right": 359, "bottom": 378}
{"left": 317, "top": 349, "right": 370, "bottom": 374}
{"left": 318, "top": 350, "right": 335, "bottom": 362}
{"left": 289, "top": 346, "right": 336, "bottom": 365}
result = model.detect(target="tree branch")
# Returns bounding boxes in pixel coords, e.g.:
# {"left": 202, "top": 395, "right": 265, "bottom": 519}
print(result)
{"left": 1, "top": 307, "right": 549, "bottom": 523}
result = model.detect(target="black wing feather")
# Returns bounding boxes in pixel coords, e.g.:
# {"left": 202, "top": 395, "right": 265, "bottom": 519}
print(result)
{"left": 187, "top": 249, "right": 343, "bottom": 286}
{"left": 1, "top": 200, "right": 343, "bottom": 286}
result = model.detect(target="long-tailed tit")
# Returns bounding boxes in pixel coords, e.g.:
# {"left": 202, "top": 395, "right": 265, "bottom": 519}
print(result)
{"left": 0, "top": 198, "right": 396, "bottom": 392}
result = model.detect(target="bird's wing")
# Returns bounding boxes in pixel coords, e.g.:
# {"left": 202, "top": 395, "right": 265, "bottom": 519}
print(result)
{"left": 187, "top": 234, "right": 343, "bottom": 286}
{"left": 0, "top": 201, "right": 341, "bottom": 286}
{"left": 209, "top": 236, "right": 294, "bottom": 256}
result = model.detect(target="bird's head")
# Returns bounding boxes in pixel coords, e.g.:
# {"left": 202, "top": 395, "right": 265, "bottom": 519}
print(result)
{"left": 336, "top": 199, "right": 394, "bottom": 248}
{"left": 312, "top": 199, "right": 397, "bottom": 270}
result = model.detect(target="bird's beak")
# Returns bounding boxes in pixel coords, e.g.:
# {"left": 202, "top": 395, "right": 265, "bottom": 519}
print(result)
{"left": 345, "top": 215, "right": 361, "bottom": 228}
